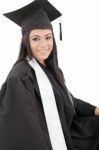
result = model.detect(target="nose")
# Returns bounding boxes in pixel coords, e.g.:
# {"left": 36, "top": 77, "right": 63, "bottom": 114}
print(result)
{"left": 39, "top": 38, "right": 47, "bottom": 47}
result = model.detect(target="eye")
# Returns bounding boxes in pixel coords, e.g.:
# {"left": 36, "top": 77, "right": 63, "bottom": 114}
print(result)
{"left": 32, "top": 37, "right": 40, "bottom": 41}
{"left": 45, "top": 36, "right": 52, "bottom": 40}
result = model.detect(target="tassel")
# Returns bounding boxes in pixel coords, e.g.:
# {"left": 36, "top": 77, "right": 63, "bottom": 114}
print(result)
{"left": 59, "top": 17, "right": 62, "bottom": 41}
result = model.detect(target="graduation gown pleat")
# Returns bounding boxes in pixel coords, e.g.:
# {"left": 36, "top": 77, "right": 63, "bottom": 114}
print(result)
{"left": 0, "top": 60, "right": 99, "bottom": 150}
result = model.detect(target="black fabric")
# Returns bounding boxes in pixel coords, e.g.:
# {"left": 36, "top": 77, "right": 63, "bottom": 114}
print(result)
{"left": 3, "top": 0, "right": 62, "bottom": 35}
{"left": 0, "top": 60, "right": 99, "bottom": 150}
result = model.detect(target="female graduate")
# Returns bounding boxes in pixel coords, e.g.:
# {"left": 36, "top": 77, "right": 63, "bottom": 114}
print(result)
{"left": 1, "top": 0, "right": 99, "bottom": 150}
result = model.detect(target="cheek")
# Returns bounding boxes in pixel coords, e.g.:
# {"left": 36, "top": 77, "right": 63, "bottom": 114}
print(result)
{"left": 30, "top": 42, "right": 37, "bottom": 52}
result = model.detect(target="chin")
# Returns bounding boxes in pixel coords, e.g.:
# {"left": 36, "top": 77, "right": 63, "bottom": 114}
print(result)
{"left": 41, "top": 54, "right": 50, "bottom": 60}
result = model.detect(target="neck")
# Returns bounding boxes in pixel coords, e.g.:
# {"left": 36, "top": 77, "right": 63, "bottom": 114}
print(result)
{"left": 36, "top": 59, "right": 46, "bottom": 67}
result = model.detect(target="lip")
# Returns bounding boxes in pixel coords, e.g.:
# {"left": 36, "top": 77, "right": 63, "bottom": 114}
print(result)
{"left": 38, "top": 50, "right": 48, "bottom": 54}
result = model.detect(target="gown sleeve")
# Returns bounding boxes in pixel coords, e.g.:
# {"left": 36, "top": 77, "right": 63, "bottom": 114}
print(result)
{"left": 0, "top": 75, "right": 34, "bottom": 148}
{"left": 0, "top": 73, "right": 38, "bottom": 150}
{"left": 59, "top": 68, "right": 96, "bottom": 117}
{"left": 0, "top": 76, "right": 20, "bottom": 148}
{"left": 70, "top": 93, "right": 96, "bottom": 117}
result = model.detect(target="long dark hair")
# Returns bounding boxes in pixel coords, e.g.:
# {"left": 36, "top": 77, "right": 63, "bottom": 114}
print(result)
{"left": 14, "top": 30, "right": 75, "bottom": 114}
{"left": 14, "top": 31, "right": 67, "bottom": 94}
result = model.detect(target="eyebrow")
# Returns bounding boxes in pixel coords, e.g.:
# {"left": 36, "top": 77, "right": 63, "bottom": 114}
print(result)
{"left": 30, "top": 33, "right": 52, "bottom": 38}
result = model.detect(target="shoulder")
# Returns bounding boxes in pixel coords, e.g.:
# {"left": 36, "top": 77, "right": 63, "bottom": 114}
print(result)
{"left": 7, "top": 60, "right": 34, "bottom": 81}
{"left": 0, "top": 60, "right": 36, "bottom": 95}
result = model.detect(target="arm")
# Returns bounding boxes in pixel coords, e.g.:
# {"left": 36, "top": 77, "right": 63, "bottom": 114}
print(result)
{"left": 71, "top": 94, "right": 97, "bottom": 117}
{"left": 0, "top": 75, "right": 36, "bottom": 148}
{"left": 59, "top": 69, "right": 99, "bottom": 116}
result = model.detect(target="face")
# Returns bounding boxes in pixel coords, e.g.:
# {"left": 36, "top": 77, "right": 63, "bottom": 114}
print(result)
{"left": 29, "top": 29, "right": 53, "bottom": 66}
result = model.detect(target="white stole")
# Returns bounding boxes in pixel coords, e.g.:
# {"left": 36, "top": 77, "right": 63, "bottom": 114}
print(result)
{"left": 28, "top": 58, "right": 68, "bottom": 150}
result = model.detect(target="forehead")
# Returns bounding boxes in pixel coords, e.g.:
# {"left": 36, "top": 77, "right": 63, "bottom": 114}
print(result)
{"left": 29, "top": 29, "right": 52, "bottom": 36}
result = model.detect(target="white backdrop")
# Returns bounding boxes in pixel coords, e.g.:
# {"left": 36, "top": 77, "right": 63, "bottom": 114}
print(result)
{"left": 0, "top": 0, "right": 99, "bottom": 106}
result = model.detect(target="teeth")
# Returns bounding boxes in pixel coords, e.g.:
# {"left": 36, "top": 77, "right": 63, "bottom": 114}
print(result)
{"left": 39, "top": 50, "right": 47, "bottom": 53}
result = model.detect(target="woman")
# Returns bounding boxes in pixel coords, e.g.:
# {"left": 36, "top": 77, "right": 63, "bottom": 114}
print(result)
{"left": 1, "top": 0, "right": 99, "bottom": 149}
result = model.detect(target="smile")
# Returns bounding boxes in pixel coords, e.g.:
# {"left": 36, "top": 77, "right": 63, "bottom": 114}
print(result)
{"left": 38, "top": 50, "right": 48, "bottom": 54}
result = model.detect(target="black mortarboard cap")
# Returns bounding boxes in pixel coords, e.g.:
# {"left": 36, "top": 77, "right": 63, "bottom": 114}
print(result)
{"left": 3, "top": 0, "right": 62, "bottom": 39}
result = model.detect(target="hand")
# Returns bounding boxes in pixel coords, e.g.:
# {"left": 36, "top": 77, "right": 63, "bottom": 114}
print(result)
{"left": 95, "top": 107, "right": 99, "bottom": 115}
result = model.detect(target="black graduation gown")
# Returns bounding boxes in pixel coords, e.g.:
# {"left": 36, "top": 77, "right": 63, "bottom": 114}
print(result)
{"left": 0, "top": 60, "right": 99, "bottom": 150}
